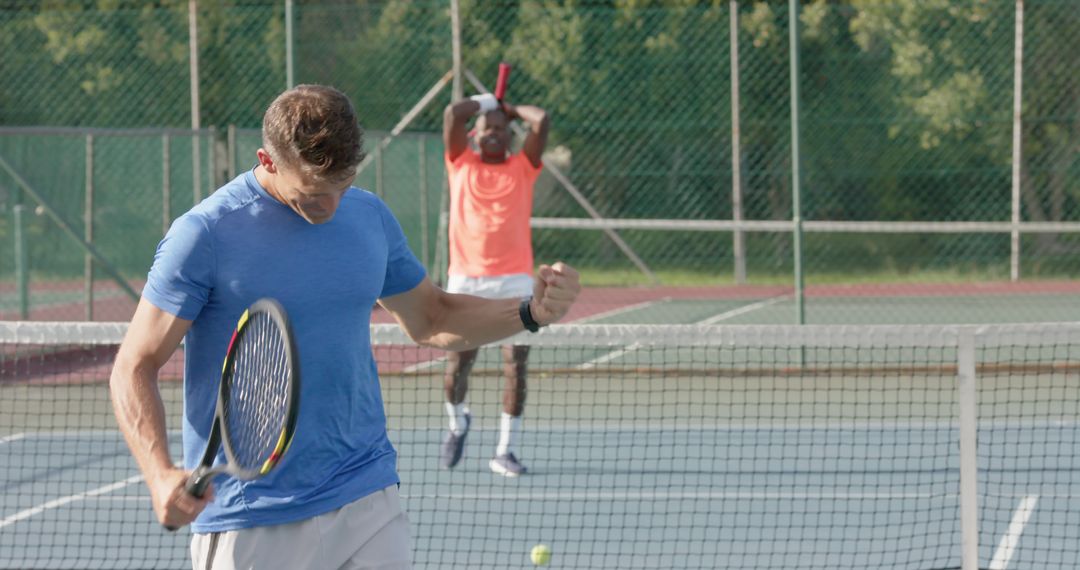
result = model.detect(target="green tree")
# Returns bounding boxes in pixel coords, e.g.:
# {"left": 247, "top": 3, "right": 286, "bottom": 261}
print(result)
{"left": 850, "top": 0, "right": 1079, "bottom": 268}
{"left": 16, "top": 0, "right": 190, "bottom": 127}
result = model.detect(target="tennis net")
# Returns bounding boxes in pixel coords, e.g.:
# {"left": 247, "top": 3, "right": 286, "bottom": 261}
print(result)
{"left": 2, "top": 321, "right": 1078, "bottom": 569}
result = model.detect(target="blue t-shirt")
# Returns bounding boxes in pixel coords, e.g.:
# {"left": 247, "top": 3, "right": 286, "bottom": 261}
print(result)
{"left": 143, "top": 170, "right": 426, "bottom": 533}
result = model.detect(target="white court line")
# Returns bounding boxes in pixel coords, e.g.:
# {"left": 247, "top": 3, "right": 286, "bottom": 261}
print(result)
{"left": 0, "top": 433, "right": 27, "bottom": 444}
{"left": 403, "top": 490, "right": 948, "bottom": 501}
{"left": 2, "top": 430, "right": 181, "bottom": 438}
{"left": 441, "top": 420, "right": 962, "bottom": 432}
{"left": 576, "top": 341, "right": 643, "bottom": 370}
{"left": 400, "top": 297, "right": 669, "bottom": 373}
{"left": 400, "top": 354, "right": 445, "bottom": 374}
{"left": 571, "top": 298, "right": 669, "bottom": 324}
{"left": 0, "top": 475, "right": 144, "bottom": 530}
{"left": 577, "top": 294, "right": 791, "bottom": 369}
{"left": 988, "top": 495, "right": 1039, "bottom": 570}
{"left": 696, "top": 294, "right": 790, "bottom": 325}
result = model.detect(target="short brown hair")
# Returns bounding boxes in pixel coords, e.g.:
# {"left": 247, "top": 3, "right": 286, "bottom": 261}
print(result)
{"left": 262, "top": 84, "right": 365, "bottom": 180}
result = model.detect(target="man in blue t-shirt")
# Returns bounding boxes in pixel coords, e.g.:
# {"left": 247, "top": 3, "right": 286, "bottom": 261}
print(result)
{"left": 109, "top": 84, "right": 580, "bottom": 569}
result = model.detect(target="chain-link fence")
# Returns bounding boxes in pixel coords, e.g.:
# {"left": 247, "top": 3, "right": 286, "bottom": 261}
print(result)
{"left": 1, "top": 0, "right": 1078, "bottom": 324}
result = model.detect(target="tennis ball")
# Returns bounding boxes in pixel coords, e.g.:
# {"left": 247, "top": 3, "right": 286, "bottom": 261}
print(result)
{"left": 530, "top": 544, "right": 552, "bottom": 566}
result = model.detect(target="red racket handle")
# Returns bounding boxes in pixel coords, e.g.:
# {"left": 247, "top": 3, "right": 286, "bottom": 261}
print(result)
{"left": 495, "top": 62, "right": 511, "bottom": 102}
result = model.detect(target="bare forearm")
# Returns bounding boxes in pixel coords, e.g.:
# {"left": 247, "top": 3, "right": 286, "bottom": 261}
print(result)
{"left": 110, "top": 360, "right": 175, "bottom": 485}
{"left": 444, "top": 99, "right": 485, "bottom": 160}
{"left": 508, "top": 104, "right": 550, "bottom": 165}
{"left": 509, "top": 105, "right": 547, "bottom": 130}
{"left": 416, "top": 294, "right": 526, "bottom": 351}
{"left": 107, "top": 299, "right": 206, "bottom": 527}
{"left": 383, "top": 266, "right": 579, "bottom": 351}
{"left": 447, "top": 99, "right": 482, "bottom": 121}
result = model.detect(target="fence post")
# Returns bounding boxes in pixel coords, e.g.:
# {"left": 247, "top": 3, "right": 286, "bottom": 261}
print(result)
{"left": 13, "top": 204, "right": 29, "bottom": 319}
{"left": 163, "top": 134, "right": 172, "bottom": 235}
{"left": 375, "top": 142, "right": 383, "bottom": 198}
{"left": 435, "top": 170, "right": 449, "bottom": 288}
{"left": 285, "top": 0, "right": 295, "bottom": 89}
{"left": 730, "top": 0, "right": 746, "bottom": 284}
{"left": 189, "top": 0, "right": 202, "bottom": 204}
{"left": 789, "top": 0, "right": 805, "bottom": 325}
{"left": 419, "top": 135, "right": 429, "bottom": 271}
{"left": 443, "top": 0, "right": 461, "bottom": 290}
{"left": 1010, "top": 0, "right": 1025, "bottom": 281}
{"left": 450, "top": 0, "right": 463, "bottom": 101}
{"left": 84, "top": 134, "right": 94, "bottom": 321}
{"left": 210, "top": 126, "right": 223, "bottom": 188}
{"left": 227, "top": 124, "right": 237, "bottom": 180}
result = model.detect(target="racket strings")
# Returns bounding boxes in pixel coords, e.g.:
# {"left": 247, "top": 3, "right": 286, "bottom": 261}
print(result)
{"left": 224, "top": 313, "right": 292, "bottom": 472}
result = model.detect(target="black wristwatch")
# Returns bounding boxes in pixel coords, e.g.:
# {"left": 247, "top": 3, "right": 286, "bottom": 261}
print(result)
{"left": 519, "top": 298, "right": 541, "bottom": 333}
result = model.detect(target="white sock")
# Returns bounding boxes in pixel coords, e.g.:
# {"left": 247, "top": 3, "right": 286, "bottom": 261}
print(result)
{"left": 496, "top": 413, "right": 521, "bottom": 456}
{"left": 446, "top": 402, "right": 469, "bottom": 435}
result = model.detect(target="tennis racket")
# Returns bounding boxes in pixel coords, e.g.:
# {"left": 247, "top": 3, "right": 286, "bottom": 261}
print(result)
{"left": 467, "top": 62, "right": 511, "bottom": 139}
{"left": 495, "top": 62, "right": 511, "bottom": 102}
{"left": 165, "top": 298, "right": 301, "bottom": 530}
{"left": 494, "top": 62, "right": 509, "bottom": 102}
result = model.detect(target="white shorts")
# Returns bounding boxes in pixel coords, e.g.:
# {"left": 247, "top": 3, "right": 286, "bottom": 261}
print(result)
{"left": 446, "top": 273, "right": 533, "bottom": 300}
{"left": 190, "top": 485, "right": 410, "bottom": 570}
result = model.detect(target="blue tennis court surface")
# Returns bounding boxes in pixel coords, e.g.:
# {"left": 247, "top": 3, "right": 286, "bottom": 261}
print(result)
{"left": 2, "top": 304, "right": 1079, "bottom": 568}
{"left": 4, "top": 421, "right": 1080, "bottom": 569}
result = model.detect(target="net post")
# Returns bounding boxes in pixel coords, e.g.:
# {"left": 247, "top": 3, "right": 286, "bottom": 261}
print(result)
{"left": 958, "top": 328, "right": 980, "bottom": 570}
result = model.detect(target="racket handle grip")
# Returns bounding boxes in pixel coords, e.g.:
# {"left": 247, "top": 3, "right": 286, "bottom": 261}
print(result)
{"left": 495, "top": 62, "right": 511, "bottom": 101}
{"left": 186, "top": 468, "right": 212, "bottom": 498}
{"left": 163, "top": 468, "right": 212, "bottom": 532}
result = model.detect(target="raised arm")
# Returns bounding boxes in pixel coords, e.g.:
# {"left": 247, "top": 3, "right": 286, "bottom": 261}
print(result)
{"left": 444, "top": 93, "right": 498, "bottom": 162}
{"left": 110, "top": 297, "right": 208, "bottom": 528}
{"left": 378, "top": 262, "right": 580, "bottom": 351}
{"left": 505, "top": 104, "right": 549, "bottom": 168}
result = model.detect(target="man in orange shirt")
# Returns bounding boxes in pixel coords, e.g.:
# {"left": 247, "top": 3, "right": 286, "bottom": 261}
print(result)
{"left": 439, "top": 91, "right": 550, "bottom": 476}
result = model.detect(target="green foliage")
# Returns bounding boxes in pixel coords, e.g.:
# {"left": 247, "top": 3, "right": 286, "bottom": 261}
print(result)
{"left": 4, "top": 1, "right": 190, "bottom": 126}
{"left": 0, "top": 0, "right": 1077, "bottom": 285}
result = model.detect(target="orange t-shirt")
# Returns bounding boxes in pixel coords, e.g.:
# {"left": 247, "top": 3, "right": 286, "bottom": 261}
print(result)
{"left": 446, "top": 150, "right": 542, "bottom": 277}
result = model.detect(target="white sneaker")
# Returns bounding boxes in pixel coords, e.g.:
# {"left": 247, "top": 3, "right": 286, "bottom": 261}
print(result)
{"left": 489, "top": 452, "right": 527, "bottom": 477}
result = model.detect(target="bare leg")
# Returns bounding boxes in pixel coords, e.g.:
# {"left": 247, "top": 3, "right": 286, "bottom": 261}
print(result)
{"left": 491, "top": 345, "right": 530, "bottom": 475}
{"left": 439, "top": 349, "right": 479, "bottom": 469}
{"left": 444, "top": 348, "right": 479, "bottom": 405}
{"left": 501, "top": 345, "right": 529, "bottom": 416}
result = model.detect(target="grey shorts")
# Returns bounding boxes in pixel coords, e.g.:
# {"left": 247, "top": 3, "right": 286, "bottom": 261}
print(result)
{"left": 190, "top": 485, "right": 410, "bottom": 570}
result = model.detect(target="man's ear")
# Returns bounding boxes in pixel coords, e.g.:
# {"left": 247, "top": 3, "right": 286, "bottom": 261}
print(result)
{"left": 256, "top": 148, "right": 278, "bottom": 174}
